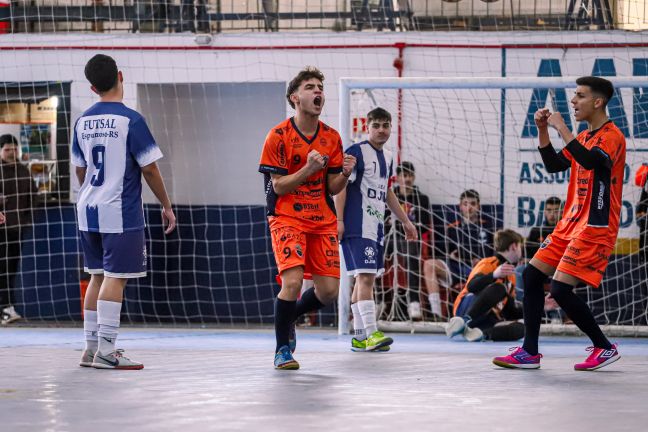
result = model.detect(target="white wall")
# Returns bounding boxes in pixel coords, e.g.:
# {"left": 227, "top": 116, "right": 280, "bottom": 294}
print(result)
{"left": 1, "top": 31, "right": 646, "bottom": 237}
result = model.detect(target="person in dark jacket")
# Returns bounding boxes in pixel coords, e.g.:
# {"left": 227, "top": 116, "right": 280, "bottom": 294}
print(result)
{"left": 0, "top": 134, "right": 37, "bottom": 324}
{"left": 384, "top": 161, "right": 432, "bottom": 320}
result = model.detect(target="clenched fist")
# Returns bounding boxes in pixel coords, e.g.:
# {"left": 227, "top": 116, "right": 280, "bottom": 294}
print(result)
{"left": 306, "top": 150, "right": 327, "bottom": 175}
{"left": 342, "top": 154, "right": 356, "bottom": 178}
{"left": 546, "top": 112, "right": 567, "bottom": 130}
{"left": 534, "top": 108, "right": 550, "bottom": 129}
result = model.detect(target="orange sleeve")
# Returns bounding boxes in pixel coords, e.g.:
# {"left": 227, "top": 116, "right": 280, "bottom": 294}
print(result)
{"left": 636, "top": 164, "right": 648, "bottom": 187}
{"left": 259, "top": 129, "right": 289, "bottom": 175}
{"left": 327, "top": 134, "right": 344, "bottom": 174}
{"left": 594, "top": 132, "right": 621, "bottom": 164}
{"left": 594, "top": 130, "right": 624, "bottom": 164}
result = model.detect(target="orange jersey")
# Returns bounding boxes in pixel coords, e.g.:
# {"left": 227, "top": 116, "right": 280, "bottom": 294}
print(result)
{"left": 453, "top": 256, "right": 516, "bottom": 317}
{"left": 552, "top": 121, "right": 626, "bottom": 247}
{"left": 258, "top": 117, "right": 344, "bottom": 233}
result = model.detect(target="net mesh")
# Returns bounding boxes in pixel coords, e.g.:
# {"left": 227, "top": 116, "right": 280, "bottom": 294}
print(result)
{"left": 0, "top": 1, "right": 646, "bottom": 334}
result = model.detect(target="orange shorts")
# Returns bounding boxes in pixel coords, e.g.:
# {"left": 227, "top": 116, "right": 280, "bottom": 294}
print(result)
{"left": 270, "top": 225, "right": 340, "bottom": 278}
{"left": 534, "top": 234, "right": 613, "bottom": 288}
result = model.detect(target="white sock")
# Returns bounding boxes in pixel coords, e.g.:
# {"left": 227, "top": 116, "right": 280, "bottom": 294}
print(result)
{"left": 351, "top": 303, "right": 366, "bottom": 341}
{"left": 97, "top": 300, "right": 122, "bottom": 355}
{"left": 357, "top": 300, "right": 378, "bottom": 335}
{"left": 83, "top": 309, "right": 98, "bottom": 352}
{"left": 428, "top": 293, "right": 442, "bottom": 316}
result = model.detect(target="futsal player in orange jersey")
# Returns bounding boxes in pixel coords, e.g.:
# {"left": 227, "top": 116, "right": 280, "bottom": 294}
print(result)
{"left": 494, "top": 76, "right": 625, "bottom": 371}
{"left": 259, "top": 67, "right": 356, "bottom": 369}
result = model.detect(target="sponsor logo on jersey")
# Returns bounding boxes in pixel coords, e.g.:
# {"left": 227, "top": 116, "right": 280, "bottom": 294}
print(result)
{"left": 304, "top": 215, "right": 324, "bottom": 222}
{"left": 366, "top": 205, "right": 384, "bottom": 222}
{"left": 561, "top": 256, "right": 578, "bottom": 266}
{"left": 597, "top": 181, "right": 605, "bottom": 210}
{"left": 278, "top": 142, "right": 287, "bottom": 167}
{"left": 539, "top": 236, "right": 552, "bottom": 249}
{"left": 567, "top": 245, "right": 581, "bottom": 256}
{"left": 83, "top": 118, "right": 116, "bottom": 130}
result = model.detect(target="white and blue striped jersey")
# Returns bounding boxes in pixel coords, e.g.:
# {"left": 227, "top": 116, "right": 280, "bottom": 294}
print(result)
{"left": 71, "top": 102, "right": 163, "bottom": 233}
{"left": 342, "top": 141, "right": 393, "bottom": 243}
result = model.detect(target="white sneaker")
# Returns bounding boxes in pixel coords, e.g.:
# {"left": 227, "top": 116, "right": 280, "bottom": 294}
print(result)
{"left": 446, "top": 316, "right": 466, "bottom": 338}
{"left": 464, "top": 325, "right": 484, "bottom": 342}
{"left": 407, "top": 301, "right": 422, "bottom": 320}
{"left": 79, "top": 349, "right": 96, "bottom": 367}
{"left": 1, "top": 305, "right": 22, "bottom": 324}
{"left": 92, "top": 349, "right": 144, "bottom": 370}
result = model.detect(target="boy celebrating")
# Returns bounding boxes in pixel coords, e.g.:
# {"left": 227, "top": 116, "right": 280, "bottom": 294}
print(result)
{"left": 494, "top": 76, "right": 625, "bottom": 371}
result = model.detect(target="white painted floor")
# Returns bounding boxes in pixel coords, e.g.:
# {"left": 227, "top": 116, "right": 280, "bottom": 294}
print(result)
{"left": 1, "top": 327, "right": 647, "bottom": 432}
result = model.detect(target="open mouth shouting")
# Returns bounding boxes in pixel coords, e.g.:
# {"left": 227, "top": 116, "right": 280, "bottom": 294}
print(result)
{"left": 313, "top": 96, "right": 322, "bottom": 107}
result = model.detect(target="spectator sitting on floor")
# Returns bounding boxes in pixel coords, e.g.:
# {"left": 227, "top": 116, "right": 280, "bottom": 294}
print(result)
{"left": 445, "top": 229, "right": 525, "bottom": 342}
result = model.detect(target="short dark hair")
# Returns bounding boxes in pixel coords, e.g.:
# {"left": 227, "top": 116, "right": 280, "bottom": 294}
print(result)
{"left": 286, "top": 66, "right": 325, "bottom": 109}
{"left": 545, "top": 196, "right": 561, "bottom": 206}
{"left": 460, "top": 189, "right": 480, "bottom": 203}
{"left": 84, "top": 54, "right": 119, "bottom": 93}
{"left": 0, "top": 134, "right": 18, "bottom": 148}
{"left": 494, "top": 229, "right": 524, "bottom": 253}
{"left": 396, "top": 161, "right": 415, "bottom": 175}
{"left": 367, "top": 107, "right": 392, "bottom": 123}
{"left": 576, "top": 76, "right": 615, "bottom": 106}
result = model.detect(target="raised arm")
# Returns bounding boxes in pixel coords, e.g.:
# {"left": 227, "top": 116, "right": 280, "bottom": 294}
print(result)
{"left": 546, "top": 111, "right": 611, "bottom": 171}
{"left": 535, "top": 108, "right": 571, "bottom": 173}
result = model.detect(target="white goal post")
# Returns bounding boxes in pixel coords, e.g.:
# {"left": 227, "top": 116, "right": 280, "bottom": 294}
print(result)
{"left": 337, "top": 76, "right": 648, "bottom": 337}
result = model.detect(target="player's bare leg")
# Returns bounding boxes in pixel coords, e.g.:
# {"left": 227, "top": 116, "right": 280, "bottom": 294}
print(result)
{"left": 423, "top": 259, "right": 448, "bottom": 319}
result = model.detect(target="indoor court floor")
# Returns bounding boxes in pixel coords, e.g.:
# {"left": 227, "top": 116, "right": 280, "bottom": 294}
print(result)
{"left": 2, "top": 327, "right": 647, "bottom": 432}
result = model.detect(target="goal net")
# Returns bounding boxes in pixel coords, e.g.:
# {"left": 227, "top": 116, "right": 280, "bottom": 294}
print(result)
{"left": 0, "top": 3, "right": 647, "bottom": 334}
{"left": 338, "top": 76, "right": 648, "bottom": 336}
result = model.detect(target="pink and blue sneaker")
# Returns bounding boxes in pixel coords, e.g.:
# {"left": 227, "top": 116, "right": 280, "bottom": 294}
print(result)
{"left": 574, "top": 344, "right": 620, "bottom": 371}
{"left": 493, "top": 347, "right": 543, "bottom": 369}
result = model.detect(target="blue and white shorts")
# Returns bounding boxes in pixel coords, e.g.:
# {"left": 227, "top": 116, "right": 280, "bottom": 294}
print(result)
{"left": 341, "top": 237, "right": 385, "bottom": 277}
{"left": 80, "top": 230, "right": 147, "bottom": 279}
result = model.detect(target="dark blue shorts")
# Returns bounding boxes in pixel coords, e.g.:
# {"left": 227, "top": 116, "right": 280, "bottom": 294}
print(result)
{"left": 341, "top": 237, "right": 384, "bottom": 277}
{"left": 448, "top": 259, "right": 472, "bottom": 285}
{"left": 455, "top": 293, "right": 475, "bottom": 318}
{"left": 80, "top": 230, "right": 147, "bottom": 279}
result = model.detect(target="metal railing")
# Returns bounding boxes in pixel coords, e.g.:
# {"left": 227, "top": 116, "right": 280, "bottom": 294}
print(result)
{"left": 0, "top": 0, "right": 639, "bottom": 34}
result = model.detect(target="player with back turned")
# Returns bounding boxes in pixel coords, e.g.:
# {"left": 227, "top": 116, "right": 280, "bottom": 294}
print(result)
{"left": 73, "top": 54, "right": 176, "bottom": 370}
{"left": 494, "top": 76, "right": 625, "bottom": 371}
{"left": 258, "top": 67, "right": 356, "bottom": 369}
